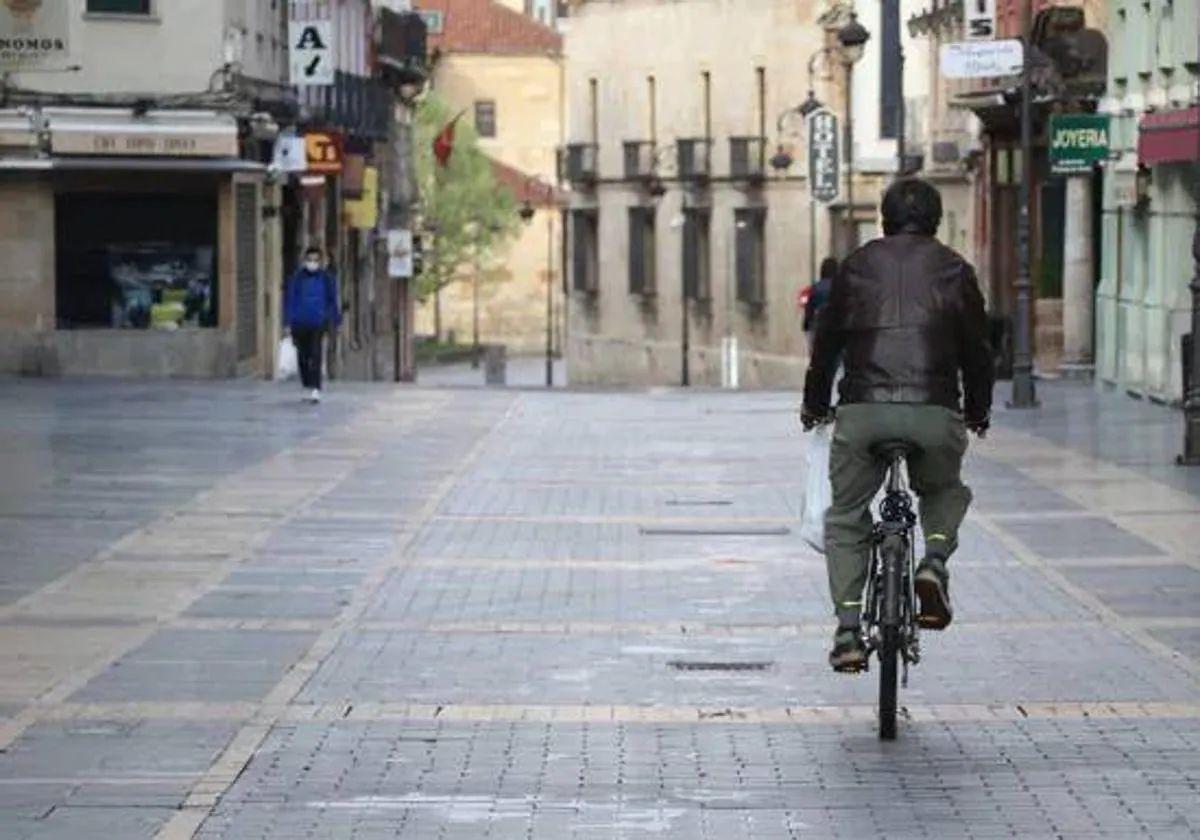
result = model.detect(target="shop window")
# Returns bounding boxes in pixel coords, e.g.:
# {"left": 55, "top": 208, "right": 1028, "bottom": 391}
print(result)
{"left": 734, "top": 208, "right": 766, "bottom": 307}
{"left": 628, "top": 206, "right": 656, "bottom": 295}
{"left": 56, "top": 194, "right": 218, "bottom": 330}
{"left": 87, "top": 0, "right": 153, "bottom": 14}
{"left": 474, "top": 100, "right": 496, "bottom": 138}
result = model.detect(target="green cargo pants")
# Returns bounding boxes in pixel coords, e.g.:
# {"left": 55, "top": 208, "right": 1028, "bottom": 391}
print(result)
{"left": 825, "top": 403, "right": 972, "bottom": 623}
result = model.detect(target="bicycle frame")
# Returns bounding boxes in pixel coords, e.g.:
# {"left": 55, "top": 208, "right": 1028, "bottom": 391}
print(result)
{"left": 861, "top": 455, "right": 921, "bottom": 681}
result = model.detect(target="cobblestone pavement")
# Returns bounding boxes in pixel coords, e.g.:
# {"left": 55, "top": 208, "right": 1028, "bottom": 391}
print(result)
{"left": 0, "top": 378, "right": 1197, "bottom": 839}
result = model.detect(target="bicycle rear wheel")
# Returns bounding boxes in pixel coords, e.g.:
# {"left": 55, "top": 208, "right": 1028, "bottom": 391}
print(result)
{"left": 878, "top": 624, "right": 899, "bottom": 740}
{"left": 877, "top": 535, "right": 905, "bottom": 741}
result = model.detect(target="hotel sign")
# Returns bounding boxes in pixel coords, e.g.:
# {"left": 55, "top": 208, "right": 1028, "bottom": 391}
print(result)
{"left": 0, "top": 0, "right": 69, "bottom": 69}
{"left": 808, "top": 110, "right": 840, "bottom": 204}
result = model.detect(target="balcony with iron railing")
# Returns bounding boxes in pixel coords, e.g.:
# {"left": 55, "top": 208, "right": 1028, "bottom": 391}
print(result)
{"left": 302, "top": 71, "right": 392, "bottom": 140}
{"left": 676, "top": 137, "right": 712, "bottom": 183}
{"left": 729, "top": 136, "right": 767, "bottom": 183}
{"left": 560, "top": 142, "right": 599, "bottom": 187}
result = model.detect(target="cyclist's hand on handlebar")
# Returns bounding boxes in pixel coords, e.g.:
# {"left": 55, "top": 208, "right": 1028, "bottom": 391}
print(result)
{"left": 966, "top": 414, "right": 990, "bottom": 438}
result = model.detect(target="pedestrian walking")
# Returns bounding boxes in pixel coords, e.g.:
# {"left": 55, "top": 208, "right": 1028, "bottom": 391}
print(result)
{"left": 284, "top": 246, "right": 341, "bottom": 404}
{"left": 801, "top": 257, "right": 839, "bottom": 335}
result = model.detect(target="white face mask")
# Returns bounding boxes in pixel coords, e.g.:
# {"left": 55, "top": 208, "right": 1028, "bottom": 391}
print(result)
{"left": 304, "top": 259, "right": 320, "bottom": 271}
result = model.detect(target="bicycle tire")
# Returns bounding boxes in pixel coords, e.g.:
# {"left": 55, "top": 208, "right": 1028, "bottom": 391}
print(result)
{"left": 878, "top": 624, "right": 899, "bottom": 740}
{"left": 878, "top": 535, "right": 906, "bottom": 741}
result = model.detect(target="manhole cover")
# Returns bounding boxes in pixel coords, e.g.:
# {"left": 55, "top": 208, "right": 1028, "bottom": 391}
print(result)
{"left": 667, "top": 660, "right": 774, "bottom": 672}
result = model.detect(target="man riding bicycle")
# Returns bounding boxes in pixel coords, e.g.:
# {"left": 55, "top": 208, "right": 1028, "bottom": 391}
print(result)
{"left": 801, "top": 178, "right": 994, "bottom": 673}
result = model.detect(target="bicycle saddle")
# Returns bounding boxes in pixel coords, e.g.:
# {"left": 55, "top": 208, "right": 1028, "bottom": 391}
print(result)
{"left": 870, "top": 440, "right": 917, "bottom": 461}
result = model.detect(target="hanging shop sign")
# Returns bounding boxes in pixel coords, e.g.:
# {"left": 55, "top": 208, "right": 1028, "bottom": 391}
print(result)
{"left": 388, "top": 229, "right": 413, "bottom": 278}
{"left": 808, "top": 110, "right": 840, "bottom": 204}
{"left": 344, "top": 166, "right": 378, "bottom": 230}
{"left": 1049, "top": 113, "right": 1110, "bottom": 174}
{"left": 305, "top": 130, "right": 344, "bottom": 173}
{"left": 939, "top": 39, "right": 1023, "bottom": 78}
{"left": 271, "top": 133, "right": 309, "bottom": 173}
{"left": 965, "top": 0, "right": 997, "bottom": 40}
{"left": 0, "top": 0, "right": 70, "bottom": 69}
{"left": 289, "top": 3, "right": 334, "bottom": 86}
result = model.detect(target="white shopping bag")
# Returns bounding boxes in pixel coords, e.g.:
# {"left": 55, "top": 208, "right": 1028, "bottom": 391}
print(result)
{"left": 276, "top": 336, "right": 298, "bottom": 381}
{"left": 799, "top": 423, "right": 833, "bottom": 552}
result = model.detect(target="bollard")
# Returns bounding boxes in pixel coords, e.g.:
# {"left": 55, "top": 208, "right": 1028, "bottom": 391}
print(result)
{"left": 484, "top": 344, "right": 507, "bottom": 386}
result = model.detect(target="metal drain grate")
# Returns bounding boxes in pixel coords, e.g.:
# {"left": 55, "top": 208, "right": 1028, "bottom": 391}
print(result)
{"left": 667, "top": 660, "right": 774, "bottom": 672}
{"left": 664, "top": 499, "right": 734, "bottom": 507}
{"left": 641, "top": 525, "right": 791, "bottom": 536}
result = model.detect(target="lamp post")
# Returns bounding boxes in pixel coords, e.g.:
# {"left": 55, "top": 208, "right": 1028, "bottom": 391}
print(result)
{"left": 837, "top": 13, "right": 870, "bottom": 255}
{"left": 1010, "top": 0, "right": 1038, "bottom": 407}
{"left": 519, "top": 183, "right": 556, "bottom": 389}
{"left": 1181, "top": 227, "right": 1200, "bottom": 465}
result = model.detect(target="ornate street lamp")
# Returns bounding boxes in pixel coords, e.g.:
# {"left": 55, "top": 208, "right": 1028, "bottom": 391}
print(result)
{"left": 837, "top": 12, "right": 870, "bottom": 254}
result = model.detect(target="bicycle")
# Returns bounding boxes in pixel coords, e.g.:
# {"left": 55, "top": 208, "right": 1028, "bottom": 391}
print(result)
{"left": 858, "top": 442, "right": 922, "bottom": 741}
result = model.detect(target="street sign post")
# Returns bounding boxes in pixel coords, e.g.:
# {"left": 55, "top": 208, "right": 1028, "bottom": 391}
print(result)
{"left": 939, "top": 39, "right": 1023, "bottom": 78}
{"left": 965, "top": 0, "right": 997, "bottom": 40}
{"left": 808, "top": 110, "right": 840, "bottom": 204}
{"left": 1049, "top": 114, "right": 1110, "bottom": 174}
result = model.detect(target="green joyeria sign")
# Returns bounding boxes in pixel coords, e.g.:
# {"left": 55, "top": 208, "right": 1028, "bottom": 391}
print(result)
{"left": 1050, "top": 114, "right": 1110, "bottom": 174}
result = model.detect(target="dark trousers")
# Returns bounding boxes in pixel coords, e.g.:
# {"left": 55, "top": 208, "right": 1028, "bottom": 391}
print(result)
{"left": 825, "top": 403, "right": 972, "bottom": 618}
{"left": 292, "top": 327, "right": 324, "bottom": 390}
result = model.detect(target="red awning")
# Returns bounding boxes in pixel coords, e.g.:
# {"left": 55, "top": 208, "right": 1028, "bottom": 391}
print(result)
{"left": 1138, "top": 106, "right": 1200, "bottom": 165}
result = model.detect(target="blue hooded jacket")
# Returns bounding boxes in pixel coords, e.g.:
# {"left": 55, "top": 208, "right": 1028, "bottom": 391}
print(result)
{"left": 284, "top": 267, "right": 340, "bottom": 329}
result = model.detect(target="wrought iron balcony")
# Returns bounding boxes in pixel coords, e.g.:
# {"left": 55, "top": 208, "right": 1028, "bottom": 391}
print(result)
{"left": 676, "top": 138, "right": 712, "bottom": 183}
{"left": 623, "top": 140, "right": 656, "bottom": 180}
{"left": 303, "top": 71, "right": 392, "bottom": 140}
{"left": 561, "top": 142, "right": 599, "bottom": 187}
{"left": 729, "top": 136, "right": 767, "bottom": 183}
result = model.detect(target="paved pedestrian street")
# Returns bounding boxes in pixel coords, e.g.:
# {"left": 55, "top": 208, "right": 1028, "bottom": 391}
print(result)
{"left": 0, "top": 379, "right": 1197, "bottom": 840}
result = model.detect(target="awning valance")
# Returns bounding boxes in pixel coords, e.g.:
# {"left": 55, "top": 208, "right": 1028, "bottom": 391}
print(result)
{"left": 44, "top": 108, "right": 239, "bottom": 158}
{"left": 1138, "top": 106, "right": 1200, "bottom": 166}
{"left": 0, "top": 156, "right": 263, "bottom": 173}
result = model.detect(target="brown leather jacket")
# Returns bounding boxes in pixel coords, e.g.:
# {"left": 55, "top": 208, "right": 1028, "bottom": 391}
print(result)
{"left": 803, "top": 232, "right": 994, "bottom": 422}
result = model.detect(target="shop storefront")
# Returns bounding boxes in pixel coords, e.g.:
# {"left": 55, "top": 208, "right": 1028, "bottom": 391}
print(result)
{"left": 0, "top": 108, "right": 273, "bottom": 378}
{"left": 1096, "top": 106, "right": 1200, "bottom": 401}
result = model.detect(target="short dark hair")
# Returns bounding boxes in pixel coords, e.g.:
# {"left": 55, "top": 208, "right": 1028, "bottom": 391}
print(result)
{"left": 881, "top": 177, "right": 943, "bottom": 236}
{"left": 819, "top": 257, "right": 839, "bottom": 280}
{"left": 304, "top": 245, "right": 323, "bottom": 258}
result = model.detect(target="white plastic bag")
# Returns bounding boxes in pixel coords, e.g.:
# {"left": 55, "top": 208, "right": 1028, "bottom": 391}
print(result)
{"left": 799, "top": 424, "right": 833, "bottom": 552}
{"left": 276, "top": 336, "right": 298, "bottom": 381}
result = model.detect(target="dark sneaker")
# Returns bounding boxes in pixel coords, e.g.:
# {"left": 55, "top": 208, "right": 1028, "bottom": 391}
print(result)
{"left": 915, "top": 558, "right": 953, "bottom": 630}
{"left": 829, "top": 627, "right": 867, "bottom": 673}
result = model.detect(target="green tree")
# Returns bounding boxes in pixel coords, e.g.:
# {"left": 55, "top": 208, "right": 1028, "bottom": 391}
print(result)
{"left": 413, "top": 95, "right": 519, "bottom": 312}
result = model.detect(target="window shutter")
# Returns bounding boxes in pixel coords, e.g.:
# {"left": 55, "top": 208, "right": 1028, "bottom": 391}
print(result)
{"left": 572, "top": 211, "right": 590, "bottom": 292}
{"left": 628, "top": 208, "right": 646, "bottom": 294}
{"left": 682, "top": 212, "right": 699, "bottom": 300}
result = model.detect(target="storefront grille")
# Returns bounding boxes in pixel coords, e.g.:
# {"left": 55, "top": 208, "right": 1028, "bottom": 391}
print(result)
{"left": 236, "top": 184, "right": 258, "bottom": 361}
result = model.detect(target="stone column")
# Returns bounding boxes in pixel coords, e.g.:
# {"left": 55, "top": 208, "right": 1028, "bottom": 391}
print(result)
{"left": 1062, "top": 174, "right": 1096, "bottom": 371}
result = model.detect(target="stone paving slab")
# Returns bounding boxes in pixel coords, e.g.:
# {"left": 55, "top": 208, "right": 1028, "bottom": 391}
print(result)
{"left": 196, "top": 717, "right": 1200, "bottom": 839}
{"left": 71, "top": 629, "right": 318, "bottom": 703}
{"left": 994, "top": 516, "right": 1165, "bottom": 559}
{"left": 0, "top": 719, "right": 236, "bottom": 838}
{"left": 1059, "top": 564, "right": 1200, "bottom": 619}
{"left": 295, "top": 622, "right": 1195, "bottom": 708}
{"left": 362, "top": 558, "right": 1091, "bottom": 625}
